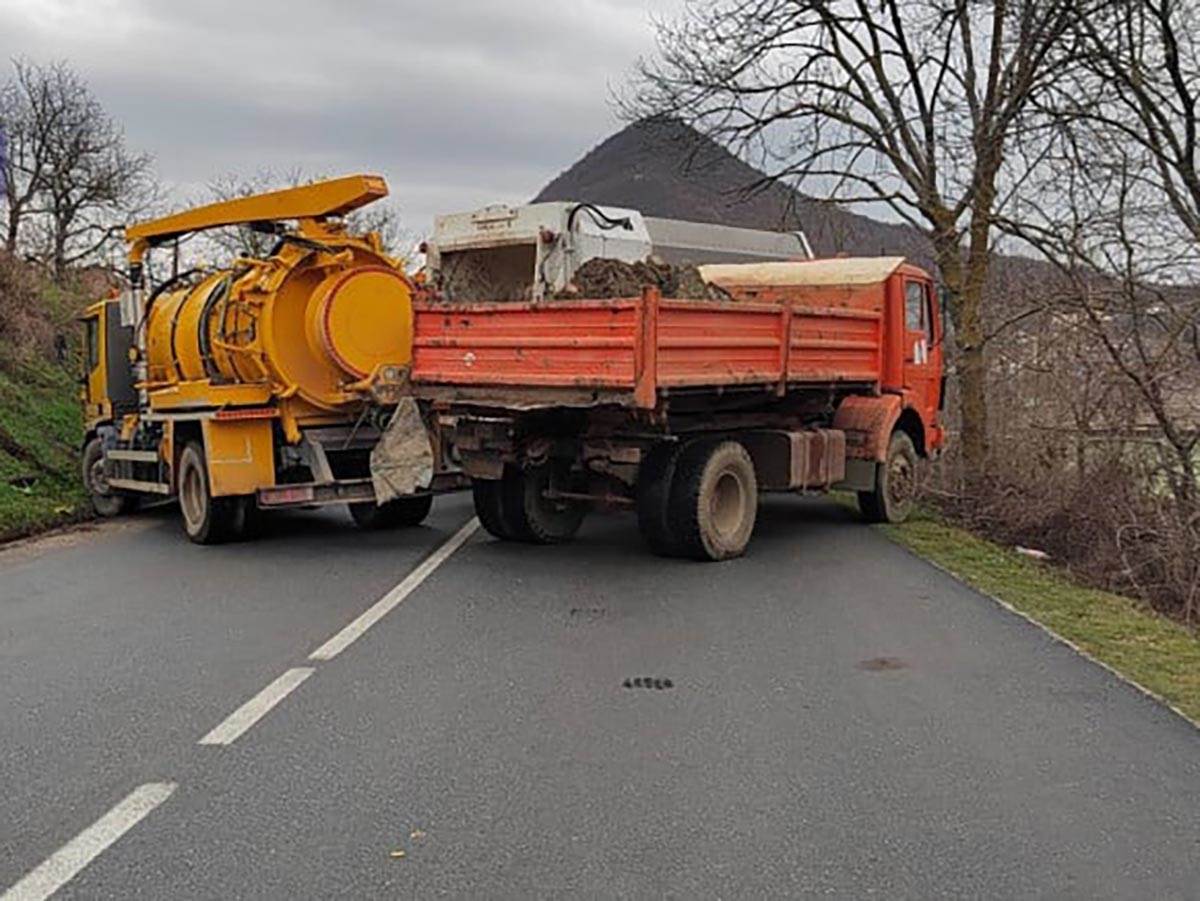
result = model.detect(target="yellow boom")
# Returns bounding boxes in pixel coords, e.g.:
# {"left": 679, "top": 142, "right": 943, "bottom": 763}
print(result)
{"left": 125, "top": 173, "right": 389, "bottom": 267}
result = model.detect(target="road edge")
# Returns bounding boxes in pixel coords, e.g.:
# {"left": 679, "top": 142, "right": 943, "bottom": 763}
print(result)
{"left": 877, "top": 516, "right": 1200, "bottom": 732}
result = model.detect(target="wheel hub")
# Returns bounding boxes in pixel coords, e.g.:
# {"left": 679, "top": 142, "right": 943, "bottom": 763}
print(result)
{"left": 180, "top": 464, "right": 205, "bottom": 529}
{"left": 710, "top": 470, "right": 745, "bottom": 538}
{"left": 888, "top": 455, "right": 914, "bottom": 505}
{"left": 89, "top": 457, "right": 111, "bottom": 495}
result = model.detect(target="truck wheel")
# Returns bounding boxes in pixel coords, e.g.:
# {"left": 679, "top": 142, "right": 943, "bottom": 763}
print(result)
{"left": 858, "top": 430, "right": 918, "bottom": 524}
{"left": 668, "top": 439, "right": 758, "bottom": 561}
{"left": 178, "top": 442, "right": 246, "bottom": 544}
{"left": 82, "top": 437, "right": 133, "bottom": 517}
{"left": 471, "top": 468, "right": 532, "bottom": 540}
{"left": 636, "top": 441, "right": 684, "bottom": 556}
{"left": 350, "top": 495, "right": 433, "bottom": 529}
{"left": 519, "top": 462, "right": 585, "bottom": 544}
{"left": 472, "top": 478, "right": 514, "bottom": 540}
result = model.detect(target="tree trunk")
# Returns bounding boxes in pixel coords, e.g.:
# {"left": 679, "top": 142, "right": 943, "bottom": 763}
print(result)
{"left": 3, "top": 208, "right": 18, "bottom": 253}
{"left": 957, "top": 332, "right": 989, "bottom": 483}
{"left": 932, "top": 221, "right": 989, "bottom": 488}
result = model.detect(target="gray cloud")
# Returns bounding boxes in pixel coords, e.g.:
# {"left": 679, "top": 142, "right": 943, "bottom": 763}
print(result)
{"left": 0, "top": 0, "right": 682, "bottom": 235}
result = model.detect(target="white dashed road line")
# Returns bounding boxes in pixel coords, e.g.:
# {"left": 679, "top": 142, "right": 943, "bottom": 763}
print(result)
{"left": 198, "top": 667, "right": 315, "bottom": 746}
{"left": 2, "top": 782, "right": 177, "bottom": 901}
{"left": 309, "top": 517, "right": 479, "bottom": 662}
{"left": 5, "top": 518, "right": 480, "bottom": 898}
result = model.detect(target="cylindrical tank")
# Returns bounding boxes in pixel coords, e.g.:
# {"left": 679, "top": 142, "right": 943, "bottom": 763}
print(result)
{"left": 145, "top": 240, "right": 413, "bottom": 412}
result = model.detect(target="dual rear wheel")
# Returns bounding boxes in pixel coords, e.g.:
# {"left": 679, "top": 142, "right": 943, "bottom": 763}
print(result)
{"left": 472, "top": 462, "right": 586, "bottom": 544}
{"left": 473, "top": 439, "right": 762, "bottom": 561}
{"left": 637, "top": 439, "right": 758, "bottom": 561}
{"left": 473, "top": 429, "right": 918, "bottom": 561}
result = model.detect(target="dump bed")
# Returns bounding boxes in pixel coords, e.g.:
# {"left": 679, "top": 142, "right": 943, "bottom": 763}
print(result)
{"left": 411, "top": 287, "right": 884, "bottom": 409}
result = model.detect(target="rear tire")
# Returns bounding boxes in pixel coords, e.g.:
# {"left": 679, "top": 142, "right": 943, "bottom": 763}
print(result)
{"left": 472, "top": 477, "right": 515, "bottom": 540}
{"left": 350, "top": 494, "right": 433, "bottom": 529}
{"left": 636, "top": 441, "right": 684, "bottom": 557}
{"left": 858, "top": 430, "right": 918, "bottom": 524}
{"left": 177, "top": 441, "right": 246, "bottom": 544}
{"left": 472, "top": 463, "right": 585, "bottom": 544}
{"left": 520, "top": 462, "right": 585, "bottom": 544}
{"left": 82, "top": 437, "right": 133, "bottom": 517}
{"left": 472, "top": 468, "right": 532, "bottom": 540}
{"left": 667, "top": 439, "right": 758, "bottom": 561}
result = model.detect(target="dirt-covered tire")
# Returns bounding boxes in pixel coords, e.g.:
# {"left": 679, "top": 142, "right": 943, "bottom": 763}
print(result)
{"left": 858, "top": 430, "right": 918, "bottom": 524}
{"left": 349, "top": 494, "right": 433, "bottom": 529}
{"left": 82, "top": 437, "right": 133, "bottom": 518}
{"left": 667, "top": 439, "right": 758, "bottom": 561}
{"left": 471, "top": 468, "right": 532, "bottom": 541}
{"left": 636, "top": 441, "right": 684, "bottom": 557}
{"left": 177, "top": 441, "right": 246, "bottom": 544}
{"left": 472, "top": 478, "right": 514, "bottom": 540}
{"left": 519, "top": 462, "right": 585, "bottom": 544}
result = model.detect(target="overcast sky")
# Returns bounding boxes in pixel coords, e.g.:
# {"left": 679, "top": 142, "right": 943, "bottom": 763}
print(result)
{"left": 0, "top": 0, "right": 683, "bottom": 237}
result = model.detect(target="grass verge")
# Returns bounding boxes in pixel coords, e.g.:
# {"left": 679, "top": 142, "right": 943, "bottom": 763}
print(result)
{"left": 0, "top": 354, "right": 88, "bottom": 542}
{"left": 880, "top": 507, "right": 1200, "bottom": 726}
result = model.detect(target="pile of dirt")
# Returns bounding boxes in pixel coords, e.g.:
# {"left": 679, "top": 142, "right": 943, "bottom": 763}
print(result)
{"left": 555, "top": 257, "right": 730, "bottom": 301}
{"left": 438, "top": 252, "right": 536, "bottom": 303}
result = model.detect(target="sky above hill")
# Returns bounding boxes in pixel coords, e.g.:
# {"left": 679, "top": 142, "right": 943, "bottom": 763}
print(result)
{"left": 0, "top": 0, "right": 683, "bottom": 240}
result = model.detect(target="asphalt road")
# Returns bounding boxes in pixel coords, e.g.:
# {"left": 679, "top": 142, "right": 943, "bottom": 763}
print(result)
{"left": 1, "top": 494, "right": 1198, "bottom": 899}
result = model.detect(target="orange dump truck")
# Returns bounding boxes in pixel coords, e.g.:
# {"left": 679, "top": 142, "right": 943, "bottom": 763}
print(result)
{"left": 410, "top": 256, "right": 946, "bottom": 560}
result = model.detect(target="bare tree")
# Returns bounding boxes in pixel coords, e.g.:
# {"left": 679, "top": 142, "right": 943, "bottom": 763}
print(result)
{"left": 627, "top": 0, "right": 1081, "bottom": 481}
{"left": 0, "top": 60, "right": 55, "bottom": 253}
{"left": 1003, "top": 0, "right": 1200, "bottom": 619}
{"left": 1010, "top": 1, "right": 1200, "bottom": 508}
{"left": 0, "top": 60, "right": 159, "bottom": 279}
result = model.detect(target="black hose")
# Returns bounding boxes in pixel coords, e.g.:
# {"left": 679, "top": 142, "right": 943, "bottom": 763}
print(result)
{"left": 137, "top": 267, "right": 204, "bottom": 336}
{"left": 566, "top": 203, "right": 633, "bottom": 234}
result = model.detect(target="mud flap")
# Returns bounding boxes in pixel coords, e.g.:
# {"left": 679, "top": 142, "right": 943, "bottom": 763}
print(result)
{"left": 369, "top": 398, "right": 434, "bottom": 505}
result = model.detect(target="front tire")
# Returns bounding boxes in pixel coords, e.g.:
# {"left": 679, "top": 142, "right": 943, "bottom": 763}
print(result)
{"left": 82, "top": 437, "right": 133, "bottom": 517}
{"left": 858, "top": 430, "right": 918, "bottom": 524}
{"left": 668, "top": 439, "right": 758, "bottom": 561}
{"left": 349, "top": 494, "right": 433, "bottom": 529}
{"left": 177, "top": 441, "right": 247, "bottom": 544}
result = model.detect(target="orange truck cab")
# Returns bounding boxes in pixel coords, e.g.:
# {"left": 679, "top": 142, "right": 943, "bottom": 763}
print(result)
{"left": 410, "top": 256, "right": 945, "bottom": 560}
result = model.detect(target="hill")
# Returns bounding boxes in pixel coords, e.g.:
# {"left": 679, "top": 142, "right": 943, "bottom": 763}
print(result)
{"left": 534, "top": 118, "right": 931, "bottom": 264}
{"left": 533, "top": 118, "right": 1056, "bottom": 342}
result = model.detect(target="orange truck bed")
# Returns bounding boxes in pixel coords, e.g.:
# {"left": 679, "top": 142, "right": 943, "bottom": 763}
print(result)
{"left": 411, "top": 288, "right": 883, "bottom": 408}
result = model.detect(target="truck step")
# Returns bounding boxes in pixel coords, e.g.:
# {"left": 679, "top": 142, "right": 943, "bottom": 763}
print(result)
{"left": 108, "top": 477, "right": 171, "bottom": 495}
{"left": 107, "top": 449, "right": 160, "bottom": 463}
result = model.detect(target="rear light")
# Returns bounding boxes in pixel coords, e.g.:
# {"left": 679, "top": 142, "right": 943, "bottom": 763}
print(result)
{"left": 259, "top": 485, "right": 315, "bottom": 506}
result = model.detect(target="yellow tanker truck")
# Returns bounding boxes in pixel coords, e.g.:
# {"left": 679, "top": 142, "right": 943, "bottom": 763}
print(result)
{"left": 80, "top": 174, "right": 440, "bottom": 543}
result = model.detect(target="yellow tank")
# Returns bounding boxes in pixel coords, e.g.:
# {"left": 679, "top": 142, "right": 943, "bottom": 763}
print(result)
{"left": 145, "top": 234, "right": 413, "bottom": 414}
